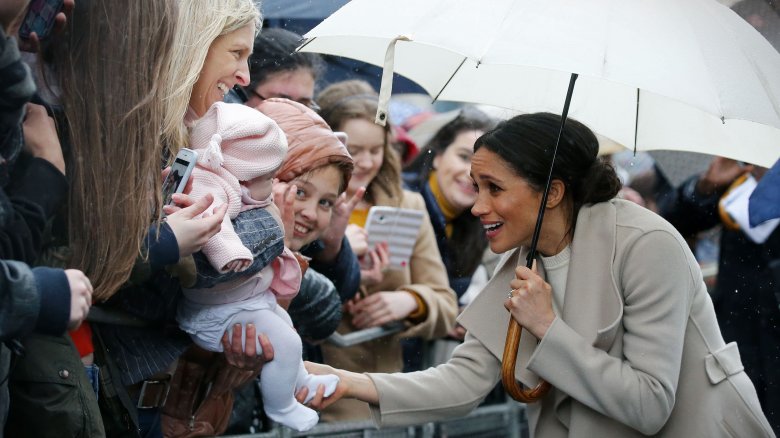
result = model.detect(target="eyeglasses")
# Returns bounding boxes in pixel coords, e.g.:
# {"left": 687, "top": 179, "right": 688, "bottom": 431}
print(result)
{"left": 248, "top": 89, "right": 321, "bottom": 112}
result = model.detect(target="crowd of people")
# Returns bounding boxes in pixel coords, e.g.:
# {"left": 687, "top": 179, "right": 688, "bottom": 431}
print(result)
{"left": 0, "top": 0, "right": 778, "bottom": 437}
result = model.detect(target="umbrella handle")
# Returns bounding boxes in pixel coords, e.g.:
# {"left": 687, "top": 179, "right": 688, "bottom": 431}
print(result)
{"left": 501, "top": 318, "right": 551, "bottom": 402}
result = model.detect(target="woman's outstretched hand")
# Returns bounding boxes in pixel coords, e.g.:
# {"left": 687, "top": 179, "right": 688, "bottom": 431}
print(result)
{"left": 505, "top": 260, "right": 555, "bottom": 339}
{"left": 296, "top": 361, "right": 378, "bottom": 409}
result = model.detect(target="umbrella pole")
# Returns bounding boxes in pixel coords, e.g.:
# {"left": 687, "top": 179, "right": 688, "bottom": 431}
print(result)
{"left": 502, "top": 73, "right": 579, "bottom": 403}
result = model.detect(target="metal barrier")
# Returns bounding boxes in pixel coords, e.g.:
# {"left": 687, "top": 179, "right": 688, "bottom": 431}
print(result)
{"left": 225, "top": 400, "right": 528, "bottom": 438}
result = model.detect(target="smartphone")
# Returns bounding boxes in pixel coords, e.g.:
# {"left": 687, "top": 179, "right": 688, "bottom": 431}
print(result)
{"left": 18, "top": 0, "right": 64, "bottom": 42}
{"left": 365, "top": 206, "right": 425, "bottom": 270}
{"left": 162, "top": 148, "right": 198, "bottom": 208}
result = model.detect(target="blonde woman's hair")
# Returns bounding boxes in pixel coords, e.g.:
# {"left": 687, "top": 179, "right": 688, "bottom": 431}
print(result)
{"left": 317, "top": 80, "right": 403, "bottom": 203}
{"left": 161, "top": 0, "right": 261, "bottom": 151}
{"left": 47, "top": 0, "right": 176, "bottom": 301}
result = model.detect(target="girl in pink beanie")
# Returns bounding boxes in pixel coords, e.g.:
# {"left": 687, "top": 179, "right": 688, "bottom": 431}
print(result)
{"left": 177, "top": 101, "right": 339, "bottom": 432}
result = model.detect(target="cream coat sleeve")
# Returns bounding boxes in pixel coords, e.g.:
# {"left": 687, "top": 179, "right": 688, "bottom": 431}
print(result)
{"left": 396, "top": 192, "right": 458, "bottom": 339}
{"left": 367, "top": 332, "right": 502, "bottom": 426}
{"left": 526, "top": 229, "right": 693, "bottom": 435}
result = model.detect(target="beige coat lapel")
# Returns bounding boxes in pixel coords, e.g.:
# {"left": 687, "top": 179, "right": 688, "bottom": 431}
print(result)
{"left": 459, "top": 202, "right": 625, "bottom": 404}
{"left": 561, "top": 201, "right": 623, "bottom": 350}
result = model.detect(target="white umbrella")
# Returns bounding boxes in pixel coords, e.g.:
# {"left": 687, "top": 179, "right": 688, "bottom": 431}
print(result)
{"left": 300, "top": 0, "right": 780, "bottom": 168}
{"left": 299, "top": 0, "right": 780, "bottom": 402}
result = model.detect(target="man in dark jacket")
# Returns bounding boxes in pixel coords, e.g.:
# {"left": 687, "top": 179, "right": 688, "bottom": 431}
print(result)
{"left": 659, "top": 157, "right": 780, "bottom": 435}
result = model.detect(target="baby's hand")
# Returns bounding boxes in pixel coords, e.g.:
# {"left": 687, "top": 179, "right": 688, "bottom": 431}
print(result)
{"left": 225, "top": 259, "right": 251, "bottom": 272}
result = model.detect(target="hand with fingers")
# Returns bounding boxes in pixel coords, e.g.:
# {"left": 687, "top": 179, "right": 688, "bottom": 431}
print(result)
{"left": 14, "top": 0, "right": 75, "bottom": 53}
{"left": 346, "top": 290, "right": 418, "bottom": 329}
{"left": 209, "top": 324, "right": 274, "bottom": 395}
{"left": 272, "top": 180, "right": 297, "bottom": 247}
{"left": 358, "top": 242, "right": 390, "bottom": 287}
{"left": 224, "top": 259, "right": 251, "bottom": 273}
{"left": 696, "top": 157, "right": 751, "bottom": 196}
{"left": 504, "top": 261, "right": 555, "bottom": 339}
{"left": 317, "top": 187, "right": 367, "bottom": 262}
{"left": 220, "top": 323, "right": 273, "bottom": 372}
{"left": 23, "top": 103, "right": 65, "bottom": 175}
{"left": 345, "top": 224, "right": 369, "bottom": 257}
{"left": 163, "top": 193, "right": 227, "bottom": 258}
{"left": 64, "top": 269, "right": 93, "bottom": 330}
{"left": 296, "top": 361, "right": 378, "bottom": 409}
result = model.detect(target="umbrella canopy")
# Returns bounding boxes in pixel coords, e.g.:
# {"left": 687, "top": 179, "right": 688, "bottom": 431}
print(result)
{"left": 300, "top": 0, "right": 780, "bottom": 167}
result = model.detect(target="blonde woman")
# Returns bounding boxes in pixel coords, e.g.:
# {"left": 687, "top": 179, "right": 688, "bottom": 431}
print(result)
{"left": 100, "top": 0, "right": 271, "bottom": 436}
{"left": 316, "top": 80, "right": 458, "bottom": 421}
{"left": 160, "top": 0, "right": 260, "bottom": 153}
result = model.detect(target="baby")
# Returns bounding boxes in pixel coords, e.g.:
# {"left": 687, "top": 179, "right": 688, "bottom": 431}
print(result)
{"left": 177, "top": 102, "right": 338, "bottom": 432}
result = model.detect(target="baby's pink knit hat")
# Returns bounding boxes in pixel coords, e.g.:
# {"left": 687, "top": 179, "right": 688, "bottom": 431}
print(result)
{"left": 189, "top": 102, "right": 288, "bottom": 181}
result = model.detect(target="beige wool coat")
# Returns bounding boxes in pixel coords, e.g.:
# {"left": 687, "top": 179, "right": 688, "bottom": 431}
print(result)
{"left": 367, "top": 199, "right": 774, "bottom": 437}
{"left": 321, "top": 188, "right": 458, "bottom": 421}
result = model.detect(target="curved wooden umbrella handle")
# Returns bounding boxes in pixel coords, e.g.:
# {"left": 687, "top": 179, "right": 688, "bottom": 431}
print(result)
{"left": 501, "top": 318, "right": 551, "bottom": 402}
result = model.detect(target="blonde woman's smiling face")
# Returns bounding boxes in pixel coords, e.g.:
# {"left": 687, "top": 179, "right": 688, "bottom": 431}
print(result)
{"left": 190, "top": 24, "right": 254, "bottom": 117}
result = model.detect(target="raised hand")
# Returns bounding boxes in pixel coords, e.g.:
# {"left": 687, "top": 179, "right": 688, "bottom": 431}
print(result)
{"left": 696, "top": 157, "right": 751, "bottom": 196}
{"left": 358, "top": 242, "right": 390, "bottom": 287}
{"left": 272, "top": 179, "right": 297, "bottom": 247}
{"left": 16, "top": 0, "right": 75, "bottom": 53}
{"left": 317, "top": 187, "right": 366, "bottom": 261}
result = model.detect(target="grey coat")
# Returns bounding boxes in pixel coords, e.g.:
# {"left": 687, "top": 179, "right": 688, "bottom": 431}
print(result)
{"left": 368, "top": 200, "right": 773, "bottom": 437}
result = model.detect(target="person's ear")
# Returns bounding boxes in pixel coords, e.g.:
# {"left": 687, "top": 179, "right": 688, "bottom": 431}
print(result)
{"left": 432, "top": 153, "right": 441, "bottom": 170}
{"left": 545, "top": 179, "right": 566, "bottom": 209}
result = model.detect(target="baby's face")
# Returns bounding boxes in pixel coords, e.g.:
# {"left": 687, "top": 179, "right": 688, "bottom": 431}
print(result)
{"left": 246, "top": 174, "right": 274, "bottom": 201}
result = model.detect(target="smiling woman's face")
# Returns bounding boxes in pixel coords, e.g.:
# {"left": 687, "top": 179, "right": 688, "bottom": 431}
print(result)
{"left": 470, "top": 147, "right": 543, "bottom": 254}
{"left": 189, "top": 23, "right": 254, "bottom": 117}
{"left": 433, "top": 129, "right": 483, "bottom": 213}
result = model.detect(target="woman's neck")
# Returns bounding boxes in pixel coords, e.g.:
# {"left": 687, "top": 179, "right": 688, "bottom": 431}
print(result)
{"left": 535, "top": 206, "right": 573, "bottom": 257}
{"left": 428, "top": 171, "right": 462, "bottom": 221}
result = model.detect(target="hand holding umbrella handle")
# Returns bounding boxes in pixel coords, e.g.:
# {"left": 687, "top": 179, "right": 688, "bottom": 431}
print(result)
{"left": 500, "top": 73, "right": 577, "bottom": 403}
{"left": 501, "top": 318, "right": 551, "bottom": 402}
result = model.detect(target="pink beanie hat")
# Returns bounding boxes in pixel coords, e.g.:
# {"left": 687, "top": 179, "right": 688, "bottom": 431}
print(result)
{"left": 256, "top": 98, "right": 353, "bottom": 188}
{"left": 189, "top": 102, "right": 288, "bottom": 181}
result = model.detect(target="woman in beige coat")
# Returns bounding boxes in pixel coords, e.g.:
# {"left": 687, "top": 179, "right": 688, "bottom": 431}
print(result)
{"left": 303, "top": 113, "right": 774, "bottom": 437}
{"left": 316, "top": 80, "right": 458, "bottom": 421}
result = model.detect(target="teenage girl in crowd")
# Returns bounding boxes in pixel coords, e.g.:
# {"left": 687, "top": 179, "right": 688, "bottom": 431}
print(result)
{"left": 400, "top": 108, "right": 497, "bottom": 371}
{"left": 317, "top": 79, "right": 457, "bottom": 421}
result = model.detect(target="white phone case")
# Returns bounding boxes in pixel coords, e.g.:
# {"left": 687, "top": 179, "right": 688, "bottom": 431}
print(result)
{"left": 162, "top": 148, "right": 198, "bottom": 207}
{"left": 365, "top": 206, "right": 425, "bottom": 270}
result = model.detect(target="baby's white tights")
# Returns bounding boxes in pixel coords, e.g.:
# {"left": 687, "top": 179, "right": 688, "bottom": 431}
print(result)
{"left": 229, "top": 306, "right": 339, "bottom": 432}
